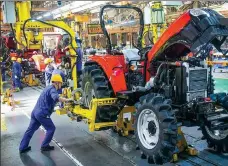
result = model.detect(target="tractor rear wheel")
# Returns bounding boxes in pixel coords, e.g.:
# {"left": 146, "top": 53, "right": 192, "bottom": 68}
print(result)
{"left": 201, "top": 121, "right": 228, "bottom": 152}
{"left": 82, "top": 63, "right": 113, "bottom": 108}
{"left": 134, "top": 93, "right": 178, "bottom": 165}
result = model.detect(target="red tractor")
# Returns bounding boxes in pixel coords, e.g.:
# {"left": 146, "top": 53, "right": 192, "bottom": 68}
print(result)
{"left": 81, "top": 5, "right": 228, "bottom": 164}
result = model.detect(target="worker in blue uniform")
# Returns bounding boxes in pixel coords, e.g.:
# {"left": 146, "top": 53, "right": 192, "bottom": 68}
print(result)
{"left": 44, "top": 58, "right": 55, "bottom": 86}
{"left": 12, "top": 57, "right": 22, "bottom": 91}
{"left": 75, "top": 37, "right": 83, "bottom": 87}
{"left": 19, "top": 74, "right": 73, "bottom": 153}
{"left": 15, "top": 58, "right": 23, "bottom": 91}
{"left": 11, "top": 57, "right": 17, "bottom": 87}
{"left": 1, "top": 58, "right": 6, "bottom": 82}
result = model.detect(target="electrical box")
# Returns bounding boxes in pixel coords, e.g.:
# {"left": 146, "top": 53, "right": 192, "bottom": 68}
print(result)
{"left": 2, "top": 1, "right": 16, "bottom": 23}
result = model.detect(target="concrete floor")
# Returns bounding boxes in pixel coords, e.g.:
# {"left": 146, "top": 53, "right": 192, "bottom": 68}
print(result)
{"left": 1, "top": 82, "right": 228, "bottom": 166}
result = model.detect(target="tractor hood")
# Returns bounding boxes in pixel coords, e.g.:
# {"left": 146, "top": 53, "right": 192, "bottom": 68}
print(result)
{"left": 148, "top": 8, "right": 228, "bottom": 62}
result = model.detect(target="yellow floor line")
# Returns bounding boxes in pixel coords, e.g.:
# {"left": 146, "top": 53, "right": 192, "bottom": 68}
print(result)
{"left": 1, "top": 114, "right": 7, "bottom": 131}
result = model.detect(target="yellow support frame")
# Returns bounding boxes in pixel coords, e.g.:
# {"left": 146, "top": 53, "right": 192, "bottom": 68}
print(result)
{"left": 57, "top": 98, "right": 118, "bottom": 132}
{"left": 75, "top": 98, "right": 117, "bottom": 132}
{"left": 115, "top": 106, "right": 135, "bottom": 136}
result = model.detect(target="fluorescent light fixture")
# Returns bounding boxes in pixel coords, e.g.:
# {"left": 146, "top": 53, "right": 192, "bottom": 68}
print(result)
{"left": 36, "top": 16, "right": 42, "bottom": 20}
{"left": 90, "top": 8, "right": 101, "bottom": 13}
{"left": 51, "top": 1, "right": 91, "bottom": 16}
{"left": 38, "top": 1, "right": 109, "bottom": 20}
{"left": 71, "top": 1, "right": 109, "bottom": 13}
{"left": 43, "top": 12, "right": 51, "bottom": 17}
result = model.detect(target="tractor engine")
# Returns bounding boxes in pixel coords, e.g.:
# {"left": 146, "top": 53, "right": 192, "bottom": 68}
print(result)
{"left": 148, "top": 59, "right": 216, "bottom": 122}
{"left": 159, "top": 62, "right": 209, "bottom": 103}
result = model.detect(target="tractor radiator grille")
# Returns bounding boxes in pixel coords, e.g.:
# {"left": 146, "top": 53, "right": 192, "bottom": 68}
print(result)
{"left": 189, "top": 69, "right": 207, "bottom": 91}
{"left": 187, "top": 91, "right": 206, "bottom": 101}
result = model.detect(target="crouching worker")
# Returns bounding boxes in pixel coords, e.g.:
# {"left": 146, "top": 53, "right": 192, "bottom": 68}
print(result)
{"left": 19, "top": 74, "right": 73, "bottom": 153}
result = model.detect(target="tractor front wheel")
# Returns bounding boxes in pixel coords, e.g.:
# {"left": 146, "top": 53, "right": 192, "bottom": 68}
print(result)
{"left": 202, "top": 122, "right": 228, "bottom": 152}
{"left": 134, "top": 93, "right": 178, "bottom": 165}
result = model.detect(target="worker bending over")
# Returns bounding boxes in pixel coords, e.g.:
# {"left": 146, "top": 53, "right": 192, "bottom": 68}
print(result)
{"left": 19, "top": 74, "right": 73, "bottom": 153}
{"left": 12, "top": 57, "right": 22, "bottom": 91}
{"left": 44, "top": 58, "right": 55, "bottom": 86}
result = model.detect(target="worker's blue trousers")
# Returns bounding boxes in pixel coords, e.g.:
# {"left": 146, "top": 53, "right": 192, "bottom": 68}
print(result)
{"left": 15, "top": 77, "right": 22, "bottom": 89}
{"left": 2, "top": 70, "right": 6, "bottom": 81}
{"left": 19, "top": 111, "right": 56, "bottom": 151}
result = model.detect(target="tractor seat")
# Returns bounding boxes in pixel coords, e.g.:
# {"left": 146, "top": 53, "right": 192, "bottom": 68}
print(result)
{"left": 122, "top": 49, "right": 140, "bottom": 64}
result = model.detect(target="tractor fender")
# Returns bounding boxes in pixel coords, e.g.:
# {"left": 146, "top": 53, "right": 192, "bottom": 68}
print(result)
{"left": 87, "top": 55, "right": 127, "bottom": 94}
{"left": 31, "top": 54, "right": 46, "bottom": 72}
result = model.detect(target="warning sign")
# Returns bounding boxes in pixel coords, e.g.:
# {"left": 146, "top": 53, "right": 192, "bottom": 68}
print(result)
{"left": 87, "top": 24, "right": 103, "bottom": 34}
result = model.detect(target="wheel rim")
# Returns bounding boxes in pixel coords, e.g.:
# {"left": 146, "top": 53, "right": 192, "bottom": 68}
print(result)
{"left": 137, "top": 109, "right": 160, "bottom": 149}
{"left": 84, "top": 81, "right": 95, "bottom": 107}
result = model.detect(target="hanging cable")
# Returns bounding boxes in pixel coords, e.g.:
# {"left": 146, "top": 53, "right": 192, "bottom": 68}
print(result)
{"left": 147, "top": 24, "right": 154, "bottom": 45}
{"left": 10, "top": 23, "right": 26, "bottom": 48}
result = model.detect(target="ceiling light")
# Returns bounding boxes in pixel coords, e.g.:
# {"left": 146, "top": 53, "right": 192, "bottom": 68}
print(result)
{"left": 43, "top": 12, "right": 51, "bottom": 17}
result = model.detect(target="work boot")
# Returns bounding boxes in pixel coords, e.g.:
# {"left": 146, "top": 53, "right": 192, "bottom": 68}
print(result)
{"left": 14, "top": 87, "right": 20, "bottom": 92}
{"left": 41, "top": 145, "right": 55, "bottom": 152}
{"left": 19, "top": 146, "right": 31, "bottom": 154}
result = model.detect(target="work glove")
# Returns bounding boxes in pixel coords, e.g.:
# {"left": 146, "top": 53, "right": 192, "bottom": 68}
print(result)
{"left": 15, "top": 75, "right": 18, "bottom": 79}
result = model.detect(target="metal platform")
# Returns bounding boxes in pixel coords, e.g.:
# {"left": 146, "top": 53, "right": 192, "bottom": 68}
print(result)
{"left": 1, "top": 83, "right": 228, "bottom": 166}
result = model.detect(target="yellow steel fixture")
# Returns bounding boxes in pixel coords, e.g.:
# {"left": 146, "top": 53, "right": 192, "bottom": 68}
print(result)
{"left": 56, "top": 97, "right": 117, "bottom": 131}
{"left": 114, "top": 106, "right": 135, "bottom": 136}
{"left": 2, "top": 88, "right": 20, "bottom": 110}
{"left": 16, "top": 1, "right": 31, "bottom": 22}
{"left": 22, "top": 74, "right": 39, "bottom": 86}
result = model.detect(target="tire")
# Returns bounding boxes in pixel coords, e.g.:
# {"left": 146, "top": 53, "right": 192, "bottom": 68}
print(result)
{"left": 134, "top": 93, "right": 178, "bottom": 165}
{"left": 208, "top": 74, "right": 215, "bottom": 96}
{"left": 82, "top": 63, "right": 114, "bottom": 121}
{"left": 201, "top": 121, "right": 228, "bottom": 153}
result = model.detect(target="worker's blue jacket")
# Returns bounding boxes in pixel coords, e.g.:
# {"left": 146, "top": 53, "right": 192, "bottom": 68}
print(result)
{"left": 76, "top": 38, "right": 83, "bottom": 72}
{"left": 76, "top": 48, "right": 83, "bottom": 72}
{"left": 33, "top": 85, "right": 59, "bottom": 117}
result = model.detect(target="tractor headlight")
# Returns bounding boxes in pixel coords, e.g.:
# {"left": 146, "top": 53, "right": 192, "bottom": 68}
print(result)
{"left": 189, "top": 9, "right": 209, "bottom": 17}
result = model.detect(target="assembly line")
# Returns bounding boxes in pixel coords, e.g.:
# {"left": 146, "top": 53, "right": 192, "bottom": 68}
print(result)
{"left": 1, "top": 1, "right": 228, "bottom": 166}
